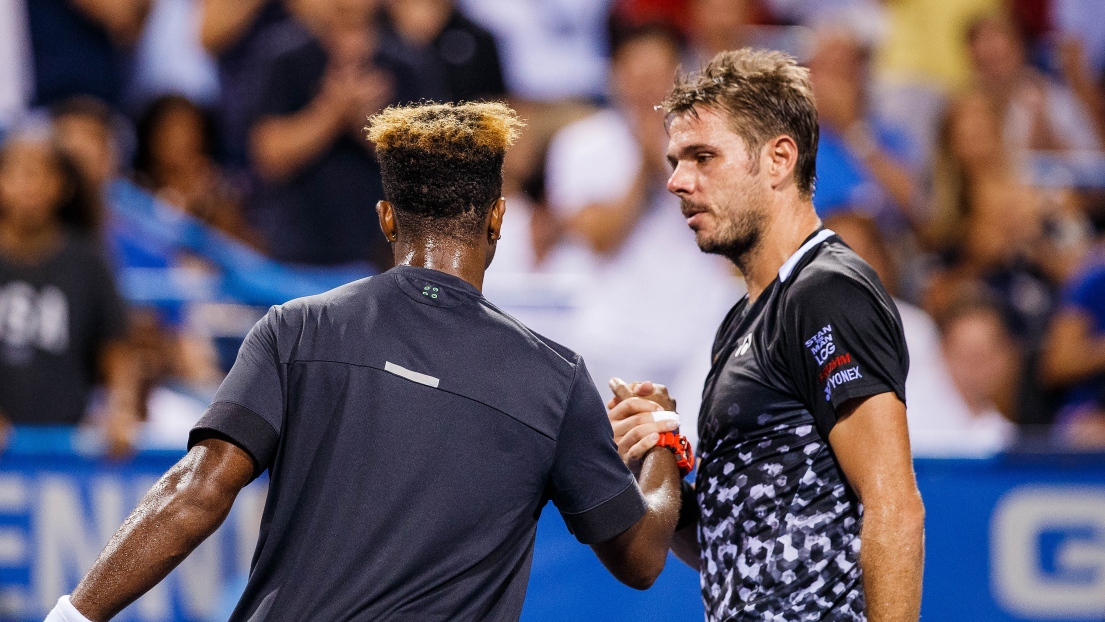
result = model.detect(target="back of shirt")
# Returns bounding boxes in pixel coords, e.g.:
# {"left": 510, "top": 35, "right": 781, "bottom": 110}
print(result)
{"left": 189, "top": 266, "right": 643, "bottom": 621}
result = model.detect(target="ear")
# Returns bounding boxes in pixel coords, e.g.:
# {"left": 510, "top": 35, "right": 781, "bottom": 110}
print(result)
{"left": 764, "top": 135, "right": 799, "bottom": 192}
{"left": 488, "top": 197, "right": 506, "bottom": 242}
{"left": 377, "top": 200, "right": 397, "bottom": 242}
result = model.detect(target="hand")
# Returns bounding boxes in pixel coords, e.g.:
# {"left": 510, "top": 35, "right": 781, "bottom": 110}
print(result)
{"left": 103, "top": 408, "right": 140, "bottom": 460}
{"left": 606, "top": 377, "right": 676, "bottom": 411}
{"left": 607, "top": 378, "right": 679, "bottom": 471}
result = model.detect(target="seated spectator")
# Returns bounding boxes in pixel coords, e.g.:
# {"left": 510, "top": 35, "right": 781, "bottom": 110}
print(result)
{"left": 930, "top": 295, "right": 1019, "bottom": 454}
{"left": 925, "top": 93, "right": 1055, "bottom": 344}
{"left": 1041, "top": 250, "right": 1105, "bottom": 448}
{"left": 827, "top": 210, "right": 1011, "bottom": 455}
{"left": 380, "top": 0, "right": 506, "bottom": 103}
{"left": 966, "top": 12, "right": 1102, "bottom": 155}
{"left": 134, "top": 95, "right": 262, "bottom": 249}
{"left": 807, "top": 26, "right": 922, "bottom": 226}
{"left": 25, "top": 0, "right": 150, "bottom": 108}
{"left": 50, "top": 97, "right": 180, "bottom": 273}
{"left": 249, "top": 0, "right": 418, "bottom": 267}
{"left": 543, "top": 24, "right": 740, "bottom": 441}
{"left": 0, "top": 131, "right": 139, "bottom": 455}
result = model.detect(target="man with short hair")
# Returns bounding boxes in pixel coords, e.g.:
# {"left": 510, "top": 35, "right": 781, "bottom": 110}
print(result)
{"left": 44, "top": 101, "right": 685, "bottom": 622}
{"left": 610, "top": 49, "right": 925, "bottom": 621}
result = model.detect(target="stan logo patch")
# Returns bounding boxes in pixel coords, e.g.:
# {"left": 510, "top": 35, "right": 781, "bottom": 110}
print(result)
{"left": 804, "top": 324, "right": 835, "bottom": 366}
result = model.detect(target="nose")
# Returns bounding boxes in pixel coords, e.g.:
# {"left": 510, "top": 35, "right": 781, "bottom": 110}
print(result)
{"left": 667, "top": 161, "right": 693, "bottom": 196}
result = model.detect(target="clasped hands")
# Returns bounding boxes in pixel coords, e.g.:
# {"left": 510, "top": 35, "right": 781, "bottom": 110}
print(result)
{"left": 606, "top": 377, "right": 680, "bottom": 473}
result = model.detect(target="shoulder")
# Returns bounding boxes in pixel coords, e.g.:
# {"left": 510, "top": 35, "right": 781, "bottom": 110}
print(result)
{"left": 475, "top": 297, "right": 585, "bottom": 374}
{"left": 267, "top": 275, "right": 376, "bottom": 330}
{"left": 786, "top": 239, "right": 890, "bottom": 307}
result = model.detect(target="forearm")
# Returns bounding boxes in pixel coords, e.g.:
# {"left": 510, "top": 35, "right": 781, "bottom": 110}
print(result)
{"left": 70, "top": 0, "right": 150, "bottom": 44}
{"left": 565, "top": 165, "right": 652, "bottom": 255}
{"left": 199, "top": 0, "right": 268, "bottom": 53}
{"left": 860, "top": 496, "right": 925, "bottom": 621}
{"left": 593, "top": 448, "right": 681, "bottom": 589}
{"left": 70, "top": 444, "right": 249, "bottom": 621}
{"left": 250, "top": 101, "right": 345, "bottom": 181}
{"left": 1043, "top": 338, "right": 1105, "bottom": 387}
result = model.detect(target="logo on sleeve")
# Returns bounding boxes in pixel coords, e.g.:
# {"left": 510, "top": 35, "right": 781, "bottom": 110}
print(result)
{"left": 804, "top": 325, "right": 835, "bottom": 365}
{"left": 824, "top": 366, "right": 863, "bottom": 401}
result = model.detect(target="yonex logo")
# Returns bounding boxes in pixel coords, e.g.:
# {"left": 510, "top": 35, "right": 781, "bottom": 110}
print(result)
{"left": 734, "top": 335, "right": 752, "bottom": 358}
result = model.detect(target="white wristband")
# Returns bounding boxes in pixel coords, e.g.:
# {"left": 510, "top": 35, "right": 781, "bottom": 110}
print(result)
{"left": 653, "top": 410, "right": 680, "bottom": 426}
{"left": 44, "top": 596, "right": 94, "bottom": 622}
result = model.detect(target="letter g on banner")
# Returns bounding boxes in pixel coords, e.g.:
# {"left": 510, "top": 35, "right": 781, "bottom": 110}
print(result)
{"left": 992, "top": 486, "right": 1105, "bottom": 618}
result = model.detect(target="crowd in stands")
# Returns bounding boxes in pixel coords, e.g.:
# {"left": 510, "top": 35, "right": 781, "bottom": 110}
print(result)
{"left": 0, "top": 0, "right": 1103, "bottom": 457}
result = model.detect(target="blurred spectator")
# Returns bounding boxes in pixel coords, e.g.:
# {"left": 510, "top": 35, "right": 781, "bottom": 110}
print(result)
{"left": 50, "top": 97, "right": 181, "bottom": 274}
{"left": 926, "top": 94, "right": 1055, "bottom": 341}
{"left": 26, "top": 0, "right": 151, "bottom": 108}
{"left": 827, "top": 210, "right": 1011, "bottom": 455}
{"left": 932, "top": 295, "right": 1019, "bottom": 453}
{"left": 0, "top": 132, "right": 140, "bottom": 454}
{"left": 248, "top": 0, "right": 417, "bottom": 267}
{"left": 543, "top": 24, "right": 739, "bottom": 437}
{"left": 874, "top": 0, "right": 1001, "bottom": 93}
{"left": 380, "top": 0, "right": 506, "bottom": 103}
{"left": 966, "top": 12, "right": 1102, "bottom": 155}
{"left": 0, "top": 0, "right": 32, "bottom": 132}
{"left": 134, "top": 95, "right": 261, "bottom": 249}
{"left": 456, "top": 0, "right": 613, "bottom": 102}
{"left": 199, "top": 0, "right": 291, "bottom": 168}
{"left": 807, "top": 26, "right": 922, "bottom": 225}
{"left": 1041, "top": 250, "right": 1105, "bottom": 448}
{"left": 127, "top": 0, "right": 221, "bottom": 110}
{"left": 681, "top": 0, "right": 755, "bottom": 71}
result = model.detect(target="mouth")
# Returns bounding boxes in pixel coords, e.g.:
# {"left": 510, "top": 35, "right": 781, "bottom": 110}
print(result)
{"left": 682, "top": 209, "right": 707, "bottom": 229}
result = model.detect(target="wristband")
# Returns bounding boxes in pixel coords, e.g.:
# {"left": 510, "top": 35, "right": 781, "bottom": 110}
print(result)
{"left": 44, "top": 596, "right": 94, "bottom": 622}
{"left": 655, "top": 432, "right": 694, "bottom": 476}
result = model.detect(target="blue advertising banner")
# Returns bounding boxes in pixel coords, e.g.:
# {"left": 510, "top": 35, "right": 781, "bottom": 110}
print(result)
{"left": 2, "top": 436, "right": 1103, "bottom": 621}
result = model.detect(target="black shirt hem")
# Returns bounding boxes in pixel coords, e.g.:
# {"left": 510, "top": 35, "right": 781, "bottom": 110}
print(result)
{"left": 188, "top": 401, "right": 279, "bottom": 478}
{"left": 559, "top": 479, "right": 647, "bottom": 544}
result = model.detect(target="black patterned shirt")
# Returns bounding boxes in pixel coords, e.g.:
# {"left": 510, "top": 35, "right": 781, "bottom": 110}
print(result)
{"left": 694, "top": 230, "right": 908, "bottom": 621}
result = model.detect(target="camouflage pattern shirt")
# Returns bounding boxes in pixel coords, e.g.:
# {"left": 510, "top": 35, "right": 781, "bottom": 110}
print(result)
{"left": 693, "top": 230, "right": 908, "bottom": 621}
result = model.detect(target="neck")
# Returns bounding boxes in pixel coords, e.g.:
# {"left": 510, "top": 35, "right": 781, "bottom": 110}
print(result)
{"left": 393, "top": 236, "right": 488, "bottom": 291}
{"left": 738, "top": 198, "right": 822, "bottom": 302}
{"left": 0, "top": 222, "right": 64, "bottom": 263}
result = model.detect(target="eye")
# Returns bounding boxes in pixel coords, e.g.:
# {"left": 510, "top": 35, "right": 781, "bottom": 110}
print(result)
{"left": 695, "top": 153, "right": 714, "bottom": 164}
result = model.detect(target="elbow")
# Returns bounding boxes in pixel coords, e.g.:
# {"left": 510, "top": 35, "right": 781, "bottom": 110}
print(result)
{"left": 617, "top": 549, "right": 668, "bottom": 590}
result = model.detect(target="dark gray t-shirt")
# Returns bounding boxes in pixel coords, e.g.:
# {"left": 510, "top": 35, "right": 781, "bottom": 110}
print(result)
{"left": 0, "top": 234, "right": 128, "bottom": 424}
{"left": 189, "top": 265, "right": 645, "bottom": 621}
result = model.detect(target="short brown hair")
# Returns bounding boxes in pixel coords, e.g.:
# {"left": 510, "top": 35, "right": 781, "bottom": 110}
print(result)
{"left": 365, "top": 102, "right": 524, "bottom": 240}
{"left": 661, "top": 48, "right": 819, "bottom": 197}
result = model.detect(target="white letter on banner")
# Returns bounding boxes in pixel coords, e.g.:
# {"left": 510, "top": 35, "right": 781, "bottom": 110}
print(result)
{"left": 35, "top": 477, "right": 126, "bottom": 614}
{"left": 992, "top": 486, "right": 1105, "bottom": 618}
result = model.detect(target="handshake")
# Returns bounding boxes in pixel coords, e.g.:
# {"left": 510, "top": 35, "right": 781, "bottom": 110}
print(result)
{"left": 606, "top": 377, "right": 693, "bottom": 476}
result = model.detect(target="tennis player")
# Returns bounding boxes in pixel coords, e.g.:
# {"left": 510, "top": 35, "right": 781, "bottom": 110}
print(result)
{"left": 609, "top": 49, "right": 925, "bottom": 621}
{"left": 45, "top": 102, "right": 684, "bottom": 622}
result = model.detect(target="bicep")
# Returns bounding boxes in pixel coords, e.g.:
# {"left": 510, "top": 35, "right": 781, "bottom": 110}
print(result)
{"left": 828, "top": 392, "right": 916, "bottom": 504}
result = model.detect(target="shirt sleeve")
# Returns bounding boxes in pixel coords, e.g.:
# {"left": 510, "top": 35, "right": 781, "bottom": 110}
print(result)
{"left": 781, "top": 267, "right": 909, "bottom": 437}
{"left": 189, "top": 307, "right": 285, "bottom": 477}
{"left": 546, "top": 356, "right": 647, "bottom": 544}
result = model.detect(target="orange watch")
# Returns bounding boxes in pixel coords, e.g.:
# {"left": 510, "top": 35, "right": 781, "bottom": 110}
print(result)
{"left": 656, "top": 432, "right": 695, "bottom": 476}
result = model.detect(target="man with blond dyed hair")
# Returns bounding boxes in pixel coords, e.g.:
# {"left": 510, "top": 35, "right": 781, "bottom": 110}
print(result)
{"left": 609, "top": 50, "right": 924, "bottom": 620}
{"left": 44, "top": 102, "right": 683, "bottom": 622}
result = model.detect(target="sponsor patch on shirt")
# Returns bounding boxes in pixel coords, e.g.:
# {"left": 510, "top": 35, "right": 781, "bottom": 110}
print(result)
{"left": 804, "top": 324, "right": 835, "bottom": 365}
{"left": 823, "top": 366, "right": 862, "bottom": 401}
